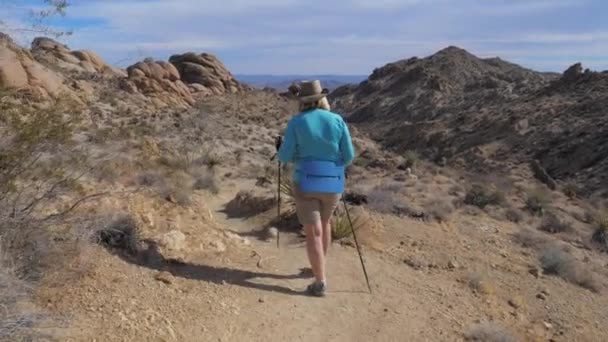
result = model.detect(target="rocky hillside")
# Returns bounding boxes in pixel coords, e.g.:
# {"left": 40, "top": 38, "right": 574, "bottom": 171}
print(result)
{"left": 331, "top": 47, "right": 608, "bottom": 197}
{"left": 0, "top": 35, "right": 249, "bottom": 111}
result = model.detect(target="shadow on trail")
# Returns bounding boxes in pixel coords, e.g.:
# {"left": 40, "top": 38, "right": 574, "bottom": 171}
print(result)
{"left": 114, "top": 240, "right": 312, "bottom": 297}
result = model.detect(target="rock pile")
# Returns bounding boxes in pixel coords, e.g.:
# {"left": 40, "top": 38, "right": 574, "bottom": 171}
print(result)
{"left": 121, "top": 58, "right": 194, "bottom": 109}
{"left": 31, "top": 37, "right": 126, "bottom": 77}
{"left": 169, "top": 52, "right": 249, "bottom": 96}
{"left": 0, "top": 33, "right": 69, "bottom": 98}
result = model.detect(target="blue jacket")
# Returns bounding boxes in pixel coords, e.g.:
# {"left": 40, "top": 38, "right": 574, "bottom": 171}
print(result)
{"left": 278, "top": 108, "right": 355, "bottom": 185}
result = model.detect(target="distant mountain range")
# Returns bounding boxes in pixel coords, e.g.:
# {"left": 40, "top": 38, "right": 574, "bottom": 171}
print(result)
{"left": 235, "top": 74, "right": 367, "bottom": 91}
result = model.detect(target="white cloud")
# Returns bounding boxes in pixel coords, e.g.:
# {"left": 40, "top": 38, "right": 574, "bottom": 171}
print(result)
{"left": 1, "top": 0, "right": 606, "bottom": 74}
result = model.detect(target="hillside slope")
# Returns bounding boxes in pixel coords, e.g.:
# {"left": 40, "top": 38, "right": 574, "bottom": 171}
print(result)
{"left": 331, "top": 47, "right": 607, "bottom": 197}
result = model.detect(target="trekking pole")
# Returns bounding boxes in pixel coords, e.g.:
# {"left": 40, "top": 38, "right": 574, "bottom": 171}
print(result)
{"left": 343, "top": 173, "right": 372, "bottom": 294}
{"left": 274, "top": 136, "right": 283, "bottom": 249}
{"left": 277, "top": 160, "right": 281, "bottom": 248}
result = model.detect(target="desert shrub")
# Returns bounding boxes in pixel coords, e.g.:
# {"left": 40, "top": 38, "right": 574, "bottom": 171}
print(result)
{"left": 525, "top": 189, "right": 552, "bottom": 215}
{"left": 159, "top": 171, "right": 193, "bottom": 206}
{"left": 504, "top": 208, "right": 524, "bottom": 223}
{"left": 367, "top": 183, "right": 404, "bottom": 214}
{"left": 425, "top": 199, "right": 455, "bottom": 222}
{"left": 562, "top": 181, "right": 581, "bottom": 200}
{"left": 513, "top": 228, "right": 551, "bottom": 249}
{"left": 540, "top": 245, "right": 600, "bottom": 292}
{"left": 591, "top": 213, "right": 608, "bottom": 252}
{"left": 137, "top": 172, "right": 164, "bottom": 187}
{"left": 464, "top": 322, "right": 517, "bottom": 342}
{"left": 402, "top": 150, "right": 419, "bottom": 169}
{"left": 465, "top": 272, "right": 495, "bottom": 295}
{"left": 464, "top": 184, "right": 505, "bottom": 209}
{"left": 203, "top": 153, "right": 222, "bottom": 171}
{"left": 193, "top": 173, "right": 219, "bottom": 194}
{"left": 538, "top": 213, "right": 573, "bottom": 234}
{"left": 0, "top": 265, "right": 62, "bottom": 341}
{"left": 92, "top": 213, "right": 141, "bottom": 256}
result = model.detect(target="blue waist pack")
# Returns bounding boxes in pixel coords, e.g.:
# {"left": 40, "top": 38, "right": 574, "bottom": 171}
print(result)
{"left": 297, "top": 161, "right": 345, "bottom": 193}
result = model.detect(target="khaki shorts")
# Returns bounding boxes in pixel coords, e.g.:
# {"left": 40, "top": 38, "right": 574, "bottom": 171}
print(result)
{"left": 292, "top": 185, "right": 341, "bottom": 225}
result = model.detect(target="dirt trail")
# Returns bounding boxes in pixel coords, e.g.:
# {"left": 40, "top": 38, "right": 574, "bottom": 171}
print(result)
{"left": 44, "top": 175, "right": 608, "bottom": 342}
{"left": 195, "top": 186, "right": 444, "bottom": 342}
{"left": 52, "top": 180, "right": 471, "bottom": 342}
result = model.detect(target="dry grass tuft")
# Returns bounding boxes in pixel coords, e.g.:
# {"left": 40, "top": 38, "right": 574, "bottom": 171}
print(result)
{"left": 538, "top": 213, "right": 573, "bottom": 234}
{"left": 539, "top": 245, "right": 601, "bottom": 292}
{"left": 465, "top": 271, "right": 496, "bottom": 296}
{"left": 513, "top": 228, "right": 551, "bottom": 249}
{"left": 366, "top": 183, "right": 404, "bottom": 214}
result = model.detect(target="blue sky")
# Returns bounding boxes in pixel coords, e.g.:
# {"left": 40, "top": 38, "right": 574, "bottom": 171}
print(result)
{"left": 1, "top": 0, "right": 606, "bottom": 75}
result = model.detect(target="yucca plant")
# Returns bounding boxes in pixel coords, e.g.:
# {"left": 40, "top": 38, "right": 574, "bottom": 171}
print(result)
{"left": 278, "top": 175, "right": 296, "bottom": 209}
{"left": 331, "top": 208, "right": 369, "bottom": 240}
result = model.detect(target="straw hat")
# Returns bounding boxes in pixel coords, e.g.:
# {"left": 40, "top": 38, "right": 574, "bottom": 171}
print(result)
{"left": 295, "top": 80, "right": 329, "bottom": 103}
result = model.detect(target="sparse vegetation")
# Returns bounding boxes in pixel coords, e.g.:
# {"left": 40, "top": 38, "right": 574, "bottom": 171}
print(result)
{"left": 465, "top": 271, "right": 496, "bottom": 295}
{"left": 513, "top": 228, "right": 550, "bottom": 249}
{"left": 158, "top": 171, "right": 193, "bottom": 206}
{"left": 402, "top": 150, "right": 419, "bottom": 169}
{"left": 562, "top": 181, "right": 581, "bottom": 200}
{"left": 591, "top": 213, "right": 608, "bottom": 252}
{"left": 540, "top": 245, "right": 600, "bottom": 292}
{"left": 525, "top": 189, "right": 552, "bottom": 216}
{"left": 464, "top": 322, "right": 517, "bottom": 342}
{"left": 193, "top": 173, "right": 219, "bottom": 194}
{"left": 504, "top": 207, "right": 524, "bottom": 223}
{"left": 203, "top": 153, "right": 222, "bottom": 171}
{"left": 463, "top": 184, "right": 505, "bottom": 209}
{"left": 367, "top": 183, "right": 404, "bottom": 214}
{"left": 538, "top": 213, "right": 573, "bottom": 234}
{"left": 425, "top": 198, "right": 455, "bottom": 222}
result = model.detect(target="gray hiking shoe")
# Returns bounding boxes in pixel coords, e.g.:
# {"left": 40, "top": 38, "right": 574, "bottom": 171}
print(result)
{"left": 306, "top": 281, "right": 327, "bottom": 297}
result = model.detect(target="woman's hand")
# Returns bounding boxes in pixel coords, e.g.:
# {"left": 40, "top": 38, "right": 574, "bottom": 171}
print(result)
{"left": 275, "top": 136, "right": 283, "bottom": 151}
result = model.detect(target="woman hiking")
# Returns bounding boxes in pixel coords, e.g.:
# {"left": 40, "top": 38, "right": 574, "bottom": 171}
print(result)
{"left": 277, "top": 80, "right": 356, "bottom": 297}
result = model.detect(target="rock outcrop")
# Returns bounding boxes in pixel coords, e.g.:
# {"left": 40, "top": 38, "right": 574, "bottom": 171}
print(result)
{"left": 169, "top": 52, "right": 249, "bottom": 96}
{"left": 31, "top": 37, "right": 126, "bottom": 77}
{"left": 0, "top": 33, "right": 69, "bottom": 98}
{"left": 120, "top": 58, "right": 194, "bottom": 109}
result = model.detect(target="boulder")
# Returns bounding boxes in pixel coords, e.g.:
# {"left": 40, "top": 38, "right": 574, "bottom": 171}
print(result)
{"left": 31, "top": 36, "right": 123, "bottom": 76}
{"left": 0, "top": 33, "right": 69, "bottom": 98}
{"left": 169, "top": 52, "right": 250, "bottom": 96}
{"left": 123, "top": 58, "right": 195, "bottom": 109}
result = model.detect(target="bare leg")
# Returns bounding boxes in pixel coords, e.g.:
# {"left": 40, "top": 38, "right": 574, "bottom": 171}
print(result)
{"left": 321, "top": 219, "right": 332, "bottom": 257}
{"left": 304, "top": 221, "right": 325, "bottom": 283}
